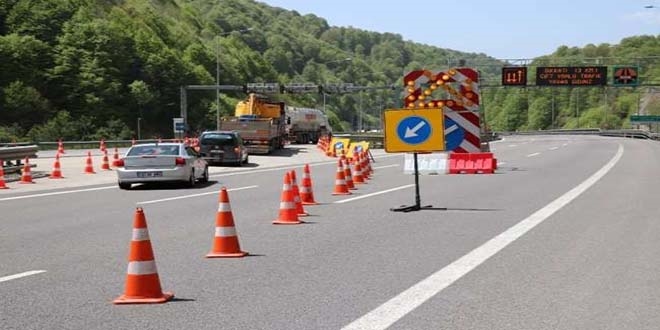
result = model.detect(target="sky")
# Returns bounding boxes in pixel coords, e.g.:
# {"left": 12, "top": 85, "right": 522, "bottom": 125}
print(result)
{"left": 260, "top": 0, "right": 660, "bottom": 59}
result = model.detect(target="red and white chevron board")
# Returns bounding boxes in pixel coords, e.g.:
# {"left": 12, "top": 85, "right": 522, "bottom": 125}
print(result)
{"left": 403, "top": 68, "right": 480, "bottom": 111}
{"left": 443, "top": 104, "right": 481, "bottom": 153}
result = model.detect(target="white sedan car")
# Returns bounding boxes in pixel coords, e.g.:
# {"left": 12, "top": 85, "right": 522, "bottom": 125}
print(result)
{"left": 116, "top": 143, "right": 209, "bottom": 190}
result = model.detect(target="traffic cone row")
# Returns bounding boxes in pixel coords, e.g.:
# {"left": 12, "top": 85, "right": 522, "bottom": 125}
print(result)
{"left": 3, "top": 150, "right": 124, "bottom": 185}
{"left": 111, "top": 157, "right": 377, "bottom": 305}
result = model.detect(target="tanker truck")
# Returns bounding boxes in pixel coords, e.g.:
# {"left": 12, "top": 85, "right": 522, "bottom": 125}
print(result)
{"left": 218, "top": 93, "right": 287, "bottom": 154}
{"left": 285, "top": 106, "right": 331, "bottom": 144}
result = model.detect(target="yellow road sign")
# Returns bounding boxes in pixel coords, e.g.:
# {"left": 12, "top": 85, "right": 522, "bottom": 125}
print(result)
{"left": 384, "top": 108, "right": 445, "bottom": 153}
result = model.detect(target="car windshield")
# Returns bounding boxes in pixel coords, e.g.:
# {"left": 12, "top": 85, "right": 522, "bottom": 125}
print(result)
{"left": 127, "top": 145, "right": 180, "bottom": 156}
{"left": 201, "top": 133, "right": 236, "bottom": 146}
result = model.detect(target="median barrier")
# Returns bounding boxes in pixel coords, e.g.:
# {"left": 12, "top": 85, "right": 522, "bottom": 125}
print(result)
{"left": 449, "top": 152, "right": 495, "bottom": 174}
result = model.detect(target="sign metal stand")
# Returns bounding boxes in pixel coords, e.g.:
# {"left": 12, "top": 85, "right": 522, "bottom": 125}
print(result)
{"left": 390, "top": 152, "right": 447, "bottom": 212}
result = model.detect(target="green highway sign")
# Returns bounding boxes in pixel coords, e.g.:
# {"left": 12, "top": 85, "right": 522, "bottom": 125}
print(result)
{"left": 630, "top": 115, "right": 660, "bottom": 123}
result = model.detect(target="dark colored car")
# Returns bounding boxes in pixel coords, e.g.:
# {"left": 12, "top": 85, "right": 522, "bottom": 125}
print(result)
{"left": 199, "top": 130, "right": 249, "bottom": 166}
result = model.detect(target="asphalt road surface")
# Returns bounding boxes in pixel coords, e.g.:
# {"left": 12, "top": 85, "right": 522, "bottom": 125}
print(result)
{"left": 2, "top": 135, "right": 660, "bottom": 330}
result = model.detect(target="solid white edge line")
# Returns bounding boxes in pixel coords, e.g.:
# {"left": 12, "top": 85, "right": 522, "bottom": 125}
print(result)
{"left": 0, "top": 186, "right": 116, "bottom": 202}
{"left": 341, "top": 144, "right": 624, "bottom": 330}
{"left": 334, "top": 184, "right": 415, "bottom": 204}
{"left": 137, "top": 185, "right": 258, "bottom": 205}
{"left": 527, "top": 152, "right": 541, "bottom": 157}
{"left": 0, "top": 270, "right": 47, "bottom": 283}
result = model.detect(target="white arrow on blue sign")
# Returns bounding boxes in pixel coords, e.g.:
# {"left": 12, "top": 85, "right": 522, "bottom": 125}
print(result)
{"left": 397, "top": 116, "right": 432, "bottom": 145}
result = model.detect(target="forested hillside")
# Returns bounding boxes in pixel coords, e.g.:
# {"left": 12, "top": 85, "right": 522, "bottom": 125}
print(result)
{"left": 0, "top": 0, "right": 658, "bottom": 142}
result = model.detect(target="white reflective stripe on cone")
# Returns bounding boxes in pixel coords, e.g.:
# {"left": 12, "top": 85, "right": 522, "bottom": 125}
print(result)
{"left": 300, "top": 186, "right": 311, "bottom": 193}
{"left": 215, "top": 226, "right": 237, "bottom": 237}
{"left": 280, "top": 202, "right": 296, "bottom": 209}
{"left": 132, "top": 228, "right": 150, "bottom": 241}
{"left": 282, "top": 184, "right": 291, "bottom": 191}
{"left": 218, "top": 202, "right": 231, "bottom": 212}
{"left": 126, "top": 260, "right": 158, "bottom": 275}
{"left": 335, "top": 179, "right": 346, "bottom": 185}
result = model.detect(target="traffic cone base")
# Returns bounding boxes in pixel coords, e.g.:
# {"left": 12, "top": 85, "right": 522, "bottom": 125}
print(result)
{"left": 273, "top": 219, "right": 304, "bottom": 225}
{"left": 113, "top": 289, "right": 174, "bottom": 304}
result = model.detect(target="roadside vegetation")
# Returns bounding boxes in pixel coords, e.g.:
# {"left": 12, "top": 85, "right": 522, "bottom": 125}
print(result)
{"left": 0, "top": 0, "right": 658, "bottom": 142}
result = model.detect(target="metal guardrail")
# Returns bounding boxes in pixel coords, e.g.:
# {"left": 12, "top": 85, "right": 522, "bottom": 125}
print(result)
{"left": 501, "top": 128, "right": 659, "bottom": 140}
{"left": 1, "top": 145, "right": 38, "bottom": 172}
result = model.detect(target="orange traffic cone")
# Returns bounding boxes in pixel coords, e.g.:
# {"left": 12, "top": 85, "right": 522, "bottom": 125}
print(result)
{"left": 360, "top": 152, "right": 370, "bottom": 180}
{"left": 112, "top": 147, "right": 120, "bottom": 167}
{"left": 19, "top": 157, "right": 34, "bottom": 184}
{"left": 99, "top": 139, "right": 106, "bottom": 152}
{"left": 0, "top": 160, "right": 8, "bottom": 189}
{"left": 57, "top": 139, "right": 65, "bottom": 155}
{"left": 114, "top": 207, "right": 173, "bottom": 304}
{"left": 101, "top": 150, "right": 111, "bottom": 171}
{"left": 299, "top": 164, "right": 318, "bottom": 205}
{"left": 332, "top": 159, "right": 351, "bottom": 195}
{"left": 365, "top": 151, "right": 374, "bottom": 175}
{"left": 343, "top": 159, "right": 356, "bottom": 190}
{"left": 352, "top": 157, "right": 365, "bottom": 184}
{"left": 206, "top": 187, "right": 248, "bottom": 258}
{"left": 273, "top": 172, "right": 303, "bottom": 225}
{"left": 289, "top": 170, "right": 309, "bottom": 216}
{"left": 49, "top": 154, "right": 64, "bottom": 179}
{"left": 84, "top": 151, "right": 95, "bottom": 174}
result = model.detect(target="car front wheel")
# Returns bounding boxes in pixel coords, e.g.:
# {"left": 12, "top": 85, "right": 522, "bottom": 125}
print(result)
{"left": 118, "top": 182, "right": 131, "bottom": 190}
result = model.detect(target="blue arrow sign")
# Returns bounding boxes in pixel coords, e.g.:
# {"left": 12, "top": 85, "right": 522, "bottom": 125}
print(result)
{"left": 396, "top": 116, "right": 432, "bottom": 145}
{"left": 444, "top": 118, "right": 464, "bottom": 151}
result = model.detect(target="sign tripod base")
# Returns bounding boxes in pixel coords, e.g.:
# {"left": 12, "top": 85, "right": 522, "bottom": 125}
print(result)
{"left": 390, "top": 152, "right": 447, "bottom": 213}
